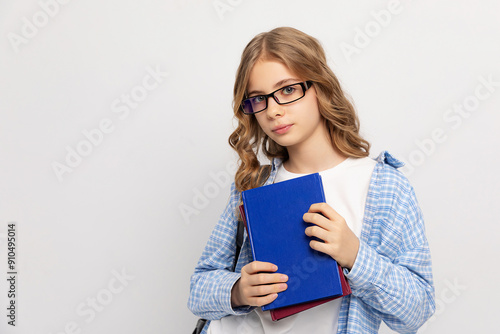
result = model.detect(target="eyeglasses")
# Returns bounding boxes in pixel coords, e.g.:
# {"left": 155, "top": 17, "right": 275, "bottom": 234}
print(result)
{"left": 241, "top": 81, "right": 313, "bottom": 115}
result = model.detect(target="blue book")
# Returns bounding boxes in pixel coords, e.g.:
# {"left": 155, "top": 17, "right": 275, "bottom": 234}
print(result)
{"left": 241, "top": 173, "right": 343, "bottom": 311}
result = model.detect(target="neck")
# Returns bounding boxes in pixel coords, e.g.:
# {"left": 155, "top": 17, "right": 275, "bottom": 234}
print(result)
{"left": 283, "top": 132, "right": 347, "bottom": 174}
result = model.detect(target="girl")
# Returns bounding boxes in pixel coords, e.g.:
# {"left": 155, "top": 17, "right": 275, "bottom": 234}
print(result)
{"left": 188, "top": 27, "right": 435, "bottom": 334}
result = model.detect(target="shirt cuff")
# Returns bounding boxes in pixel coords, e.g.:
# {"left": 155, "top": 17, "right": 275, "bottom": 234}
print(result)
{"left": 343, "top": 240, "right": 382, "bottom": 294}
{"left": 221, "top": 271, "right": 255, "bottom": 315}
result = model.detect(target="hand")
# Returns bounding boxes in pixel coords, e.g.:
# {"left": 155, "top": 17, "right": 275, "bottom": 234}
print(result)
{"left": 231, "top": 261, "right": 288, "bottom": 308}
{"left": 303, "top": 203, "right": 360, "bottom": 270}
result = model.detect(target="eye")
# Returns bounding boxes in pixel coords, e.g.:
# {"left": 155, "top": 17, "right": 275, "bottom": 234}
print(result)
{"left": 252, "top": 96, "right": 266, "bottom": 103}
{"left": 282, "top": 86, "right": 296, "bottom": 95}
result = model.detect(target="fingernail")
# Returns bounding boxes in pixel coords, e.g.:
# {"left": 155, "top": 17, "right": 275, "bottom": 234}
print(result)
{"left": 281, "top": 275, "right": 288, "bottom": 281}
{"left": 273, "top": 265, "right": 278, "bottom": 271}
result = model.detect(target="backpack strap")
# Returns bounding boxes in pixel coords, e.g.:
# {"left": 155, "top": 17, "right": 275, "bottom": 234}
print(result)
{"left": 232, "top": 164, "right": 272, "bottom": 271}
{"left": 232, "top": 218, "right": 245, "bottom": 272}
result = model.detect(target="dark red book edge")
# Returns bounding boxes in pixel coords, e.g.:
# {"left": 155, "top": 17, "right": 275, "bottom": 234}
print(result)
{"left": 238, "top": 204, "right": 352, "bottom": 321}
{"left": 239, "top": 204, "right": 248, "bottom": 230}
{"left": 270, "top": 263, "right": 351, "bottom": 321}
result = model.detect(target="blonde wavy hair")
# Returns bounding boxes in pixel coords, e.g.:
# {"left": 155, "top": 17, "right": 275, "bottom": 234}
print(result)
{"left": 228, "top": 27, "right": 370, "bottom": 192}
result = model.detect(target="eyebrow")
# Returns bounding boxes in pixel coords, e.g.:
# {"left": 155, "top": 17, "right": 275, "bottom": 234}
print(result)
{"left": 247, "top": 78, "right": 301, "bottom": 96}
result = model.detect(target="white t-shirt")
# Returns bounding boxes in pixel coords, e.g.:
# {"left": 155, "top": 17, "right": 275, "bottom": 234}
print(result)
{"left": 208, "top": 156, "right": 376, "bottom": 334}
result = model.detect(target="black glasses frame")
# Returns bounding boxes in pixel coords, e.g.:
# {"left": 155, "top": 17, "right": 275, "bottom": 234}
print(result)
{"left": 241, "top": 81, "right": 313, "bottom": 115}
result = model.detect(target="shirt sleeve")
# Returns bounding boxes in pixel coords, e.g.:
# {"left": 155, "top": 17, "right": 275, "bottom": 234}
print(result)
{"left": 344, "top": 171, "right": 435, "bottom": 332}
{"left": 187, "top": 182, "right": 254, "bottom": 320}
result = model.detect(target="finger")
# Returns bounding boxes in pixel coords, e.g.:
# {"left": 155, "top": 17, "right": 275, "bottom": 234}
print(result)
{"left": 248, "top": 281, "right": 288, "bottom": 297}
{"left": 243, "top": 261, "right": 278, "bottom": 275}
{"left": 309, "top": 239, "right": 332, "bottom": 256}
{"left": 248, "top": 292, "right": 279, "bottom": 307}
{"left": 303, "top": 211, "right": 332, "bottom": 231}
{"left": 308, "top": 203, "right": 342, "bottom": 220}
{"left": 304, "top": 225, "right": 329, "bottom": 241}
{"left": 247, "top": 272, "right": 289, "bottom": 286}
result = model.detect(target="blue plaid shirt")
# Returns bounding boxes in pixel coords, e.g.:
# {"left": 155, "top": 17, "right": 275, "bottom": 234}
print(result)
{"left": 188, "top": 151, "right": 435, "bottom": 333}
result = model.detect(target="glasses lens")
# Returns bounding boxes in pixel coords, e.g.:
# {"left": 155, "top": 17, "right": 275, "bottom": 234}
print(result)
{"left": 275, "top": 83, "right": 305, "bottom": 104}
{"left": 242, "top": 96, "right": 266, "bottom": 114}
{"left": 241, "top": 99, "right": 253, "bottom": 114}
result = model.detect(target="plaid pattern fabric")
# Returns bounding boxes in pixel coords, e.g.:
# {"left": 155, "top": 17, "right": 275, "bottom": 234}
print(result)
{"left": 188, "top": 151, "right": 435, "bottom": 334}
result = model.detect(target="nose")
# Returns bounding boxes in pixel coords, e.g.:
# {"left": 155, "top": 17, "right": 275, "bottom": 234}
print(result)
{"left": 265, "top": 95, "right": 284, "bottom": 118}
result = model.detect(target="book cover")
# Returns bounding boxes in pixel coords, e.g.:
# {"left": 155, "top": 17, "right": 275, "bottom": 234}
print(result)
{"left": 239, "top": 205, "right": 352, "bottom": 320}
{"left": 241, "top": 173, "right": 343, "bottom": 311}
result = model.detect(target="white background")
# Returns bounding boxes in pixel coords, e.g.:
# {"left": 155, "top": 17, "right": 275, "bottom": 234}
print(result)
{"left": 1, "top": 0, "right": 499, "bottom": 333}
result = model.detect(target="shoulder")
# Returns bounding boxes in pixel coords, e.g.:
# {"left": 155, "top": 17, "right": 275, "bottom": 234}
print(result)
{"left": 367, "top": 152, "right": 426, "bottom": 251}
{"left": 372, "top": 151, "right": 413, "bottom": 195}
{"left": 369, "top": 151, "right": 422, "bottom": 224}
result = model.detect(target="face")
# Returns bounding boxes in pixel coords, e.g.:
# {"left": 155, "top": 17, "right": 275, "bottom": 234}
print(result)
{"left": 246, "top": 59, "right": 327, "bottom": 153}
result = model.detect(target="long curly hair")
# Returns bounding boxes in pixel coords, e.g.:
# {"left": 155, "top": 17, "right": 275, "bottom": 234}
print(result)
{"left": 228, "top": 27, "right": 370, "bottom": 192}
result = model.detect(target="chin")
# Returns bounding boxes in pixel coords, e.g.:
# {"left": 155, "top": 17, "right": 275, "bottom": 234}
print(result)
{"left": 270, "top": 137, "right": 297, "bottom": 148}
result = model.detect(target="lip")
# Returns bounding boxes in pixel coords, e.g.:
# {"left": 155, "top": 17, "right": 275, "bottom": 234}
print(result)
{"left": 272, "top": 124, "right": 293, "bottom": 135}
